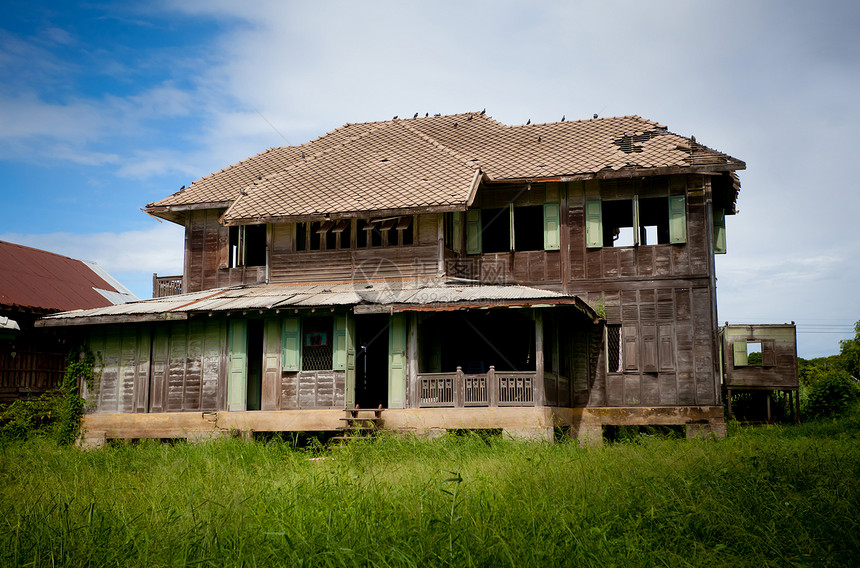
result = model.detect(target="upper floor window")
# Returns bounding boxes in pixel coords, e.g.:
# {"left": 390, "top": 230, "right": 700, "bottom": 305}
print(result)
{"left": 452, "top": 203, "right": 559, "bottom": 254}
{"left": 586, "top": 195, "right": 686, "bottom": 248}
{"left": 229, "top": 224, "right": 266, "bottom": 267}
{"left": 296, "top": 216, "right": 413, "bottom": 251}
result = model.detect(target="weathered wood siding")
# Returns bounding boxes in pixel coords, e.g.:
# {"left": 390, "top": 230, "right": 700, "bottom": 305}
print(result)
{"left": 184, "top": 209, "right": 265, "bottom": 293}
{"left": 280, "top": 371, "right": 346, "bottom": 409}
{"left": 88, "top": 320, "right": 226, "bottom": 414}
{"left": 722, "top": 325, "right": 798, "bottom": 389}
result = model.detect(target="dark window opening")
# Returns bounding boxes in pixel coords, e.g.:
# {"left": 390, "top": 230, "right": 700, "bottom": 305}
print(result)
{"left": 418, "top": 311, "right": 535, "bottom": 373}
{"left": 606, "top": 324, "right": 622, "bottom": 373}
{"left": 602, "top": 200, "right": 635, "bottom": 247}
{"left": 398, "top": 216, "right": 413, "bottom": 245}
{"left": 228, "top": 225, "right": 266, "bottom": 267}
{"left": 333, "top": 219, "right": 351, "bottom": 249}
{"left": 370, "top": 222, "right": 383, "bottom": 247}
{"left": 482, "top": 208, "right": 510, "bottom": 253}
{"left": 246, "top": 320, "right": 263, "bottom": 411}
{"left": 444, "top": 212, "right": 457, "bottom": 250}
{"left": 302, "top": 317, "right": 333, "bottom": 371}
{"left": 309, "top": 222, "right": 322, "bottom": 250}
{"left": 357, "top": 219, "right": 368, "bottom": 248}
{"left": 639, "top": 197, "right": 670, "bottom": 245}
{"left": 514, "top": 206, "right": 543, "bottom": 251}
{"left": 296, "top": 222, "right": 307, "bottom": 251}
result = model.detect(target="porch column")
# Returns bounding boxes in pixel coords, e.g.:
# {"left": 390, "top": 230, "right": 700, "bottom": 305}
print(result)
{"left": 407, "top": 314, "right": 418, "bottom": 408}
{"left": 534, "top": 311, "right": 545, "bottom": 407}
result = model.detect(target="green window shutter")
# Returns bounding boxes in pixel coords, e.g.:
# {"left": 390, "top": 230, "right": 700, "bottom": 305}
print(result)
{"left": 733, "top": 340, "right": 748, "bottom": 367}
{"left": 543, "top": 203, "right": 560, "bottom": 250}
{"left": 282, "top": 317, "right": 301, "bottom": 372}
{"left": 344, "top": 315, "right": 356, "bottom": 408}
{"left": 713, "top": 208, "right": 727, "bottom": 254}
{"left": 228, "top": 320, "right": 247, "bottom": 411}
{"left": 333, "top": 315, "right": 347, "bottom": 370}
{"left": 669, "top": 195, "right": 687, "bottom": 244}
{"left": 451, "top": 212, "right": 463, "bottom": 252}
{"left": 388, "top": 314, "right": 407, "bottom": 409}
{"left": 585, "top": 200, "right": 603, "bottom": 248}
{"left": 465, "top": 209, "right": 482, "bottom": 254}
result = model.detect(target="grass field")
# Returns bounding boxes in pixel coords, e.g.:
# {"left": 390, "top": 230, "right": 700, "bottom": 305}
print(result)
{"left": 1, "top": 414, "right": 859, "bottom": 567}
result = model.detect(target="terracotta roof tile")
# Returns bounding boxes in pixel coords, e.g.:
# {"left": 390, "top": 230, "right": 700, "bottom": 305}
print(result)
{"left": 147, "top": 112, "right": 744, "bottom": 222}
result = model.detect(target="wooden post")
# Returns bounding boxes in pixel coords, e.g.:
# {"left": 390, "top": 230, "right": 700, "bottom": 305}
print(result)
{"left": 488, "top": 365, "right": 497, "bottom": 407}
{"left": 407, "top": 315, "right": 418, "bottom": 408}
{"left": 455, "top": 366, "right": 464, "bottom": 408}
{"left": 766, "top": 392, "right": 772, "bottom": 424}
{"left": 534, "top": 311, "right": 545, "bottom": 407}
{"left": 726, "top": 388, "right": 733, "bottom": 420}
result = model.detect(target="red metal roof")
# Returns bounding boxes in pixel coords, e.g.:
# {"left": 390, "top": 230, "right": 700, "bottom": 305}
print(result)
{"left": 0, "top": 241, "right": 127, "bottom": 312}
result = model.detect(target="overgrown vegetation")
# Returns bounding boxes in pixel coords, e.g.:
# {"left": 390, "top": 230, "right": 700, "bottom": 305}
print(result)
{"left": 0, "top": 349, "right": 97, "bottom": 444}
{"left": 1, "top": 414, "right": 859, "bottom": 567}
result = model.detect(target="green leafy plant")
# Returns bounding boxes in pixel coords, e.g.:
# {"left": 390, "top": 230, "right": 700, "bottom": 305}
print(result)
{"left": 804, "top": 369, "right": 860, "bottom": 420}
{"left": 0, "top": 348, "right": 99, "bottom": 444}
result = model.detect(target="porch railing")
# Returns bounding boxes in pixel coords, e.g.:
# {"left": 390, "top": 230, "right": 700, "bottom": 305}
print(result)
{"left": 418, "top": 366, "right": 535, "bottom": 408}
{"left": 152, "top": 274, "right": 183, "bottom": 298}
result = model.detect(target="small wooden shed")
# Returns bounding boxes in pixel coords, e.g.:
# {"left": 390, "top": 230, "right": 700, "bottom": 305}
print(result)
{"left": 720, "top": 323, "right": 799, "bottom": 422}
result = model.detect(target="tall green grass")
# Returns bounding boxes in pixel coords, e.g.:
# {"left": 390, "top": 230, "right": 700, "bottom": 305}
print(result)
{"left": 1, "top": 414, "right": 859, "bottom": 567}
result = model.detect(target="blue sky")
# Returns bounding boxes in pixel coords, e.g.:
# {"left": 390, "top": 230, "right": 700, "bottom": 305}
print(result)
{"left": 1, "top": 1, "right": 858, "bottom": 358}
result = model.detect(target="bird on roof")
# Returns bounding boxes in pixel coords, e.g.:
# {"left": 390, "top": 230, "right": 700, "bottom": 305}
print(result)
{"left": 453, "top": 122, "right": 458, "bottom": 128}
{"left": 239, "top": 188, "right": 248, "bottom": 195}
{"left": 301, "top": 151, "right": 305, "bottom": 158}
{"left": 467, "top": 114, "right": 472, "bottom": 121}
{"left": 393, "top": 115, "right": 398, "bottom": 120}
{"left": 593, "top": 113, "right": 598, "bottom": 119}
{"left": 480, "top": 108, "right": 486, "bottom": 115}
{"left": 425, "top": 112, "right": 429, "bottom": 117}
{"left": 561, "top": 115, "right": 566, "bottom": 122}
{"left": 526, "top": 119, "right": 530, "bottom": 125}
{"left": 413, "top": 112, "right": 418, "bottom": 118}
{"left": 691, "top": 135, "right": 696, "bottom": 143}
{"left": 434, "top": 113, "right": 441, "bottom": 116}
{"left": 538, "top": 136, "right": 542, "bottom": 142}
{"left": 180, "top": 185, "right": 185, "bottom": 190}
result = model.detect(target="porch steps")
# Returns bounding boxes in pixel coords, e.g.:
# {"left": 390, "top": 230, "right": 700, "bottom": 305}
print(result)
{"left": 330, "top": 407, "right": 384, "bottom": 442}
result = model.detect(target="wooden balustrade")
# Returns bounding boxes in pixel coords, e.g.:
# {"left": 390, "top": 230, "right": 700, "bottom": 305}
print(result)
{"left": 418, "top": 366, "right": 535, "bottom": 408}
{"left": 152, "top": 274, "right": 183, "bottom": 298}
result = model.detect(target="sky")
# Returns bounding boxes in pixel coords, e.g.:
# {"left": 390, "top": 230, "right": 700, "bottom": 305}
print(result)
{"left": 1, "top": 0, "right": 858, "bottom": 358}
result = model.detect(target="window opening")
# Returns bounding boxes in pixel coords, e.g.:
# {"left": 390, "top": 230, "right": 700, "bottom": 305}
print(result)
{"left": 638, "top": 197, "right": 670, "bottom": 244}
{"left": 398, "top": 216, "right": 413, "bottom": 245}
{"left": 333, "top": 219, "right": 351, "bottom": 249}
{"left": 606, "top": 324, "right": 622, "bottom": 373}
{"left": 246, "top": 320, "right": 263, "bottom": 411}
{"left": 746, "top": 341, "right": 762, "bottom": 366}
{"left": 296, "top": 222, "right": 307, "bottom": 251}
{"left": 514, "top": 206, "right": 544, "bottom": 251}
{"left": 302, "top": 317, "right": 333, "bottom": 371}
{"left": 602, "top": 200, "right": 635, "bottom": 247}
{"left": 481, "top": 208, "right": 510, "bottom": 253}
{"left": 229, "top": 225, "right": 266, "bottom": 267}
{"left": 309, "top": 221, "right": 322, "bottom": 250}
{"left": 357, "top": 219, "right": 368, "bottom": 248}
{"left": 380, "top": 218, "right": 398, "bottom": 246}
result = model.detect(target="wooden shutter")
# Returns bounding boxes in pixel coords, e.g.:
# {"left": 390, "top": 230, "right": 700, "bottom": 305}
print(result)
{"left": 641, "top": 324, "right": 657, "bottom": 373}
{"left": 543, "top": 203, "right": 560, "bottom": 251}
{"left": 713, "top": 208, "right": 727, "bottom": 254}
{"left": 149, "top": 325, "right": 169, "bottom": 413}
{"left": 761, "top": 340, "right": 776, "bottom": 367}
{"left": 333, "top": 315, "right": 347, "bottom": 370}
{"left": 281, "top": 317, "right": 301, "bottom": 372}
{"left": 261, "top": 318, "right": 281, "bottom": 411}
{"left": 227, "top": 320, "right": 247, "bottom": 411}
{"left": 658, "top": 324, "right": 675, "bottom": 371}
{"left": 465, "top": 209, "right": 482, "bottom": 254}
{"left": 733, "top": 340, "right": 748, "bottom": 367}
{"left": 388, "top": 314, "right": 407, "bottom": 409}
{"left": 345, "top": 315, "right": 356, "bottom": 408}
{"left": 585, "top": 200, "right": 603, "bottom": 248}
{"left": 134, "top": 327, "right": 152, "bottom": 414}
{"left": 623, "top": 326, "right": 639, "bottom": 371}
{"left": 451, "top": 212, "right": 463, "bottom": 253}
{"left": 669, "top": 195, "right": 687, "bottom": 244}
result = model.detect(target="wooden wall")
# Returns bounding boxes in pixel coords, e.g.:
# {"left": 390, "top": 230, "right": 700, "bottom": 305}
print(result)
{"left": 0, "top": 313, "right": 66, "bottom": 404}
{"left": 722, "top": 325, "right": 798, "bottom": 389}
{"left": 280, "top": 371, "right": 346, "bottom": 409}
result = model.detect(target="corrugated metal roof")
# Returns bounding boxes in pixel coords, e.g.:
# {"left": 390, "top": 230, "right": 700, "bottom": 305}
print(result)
{"left": 146, "top": 112, "right": 745, "bottom": 224}
{"left": 37, "top": 279, "right": 596, "bottom": 326}
{"left": 0, "top": 240, "right": 138, "bottom": 312}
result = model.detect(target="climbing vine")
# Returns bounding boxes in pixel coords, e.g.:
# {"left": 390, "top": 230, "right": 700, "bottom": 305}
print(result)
{"left": 0, "top": 348, "right": 100, "bottom": 445}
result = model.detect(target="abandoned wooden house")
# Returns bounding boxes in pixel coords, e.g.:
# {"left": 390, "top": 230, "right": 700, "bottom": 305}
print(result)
{"left": 36, "top": 112, "right": 746, "bottom": 444}
{"left": 1, "top": 240, "right": 136, "bottom": 404}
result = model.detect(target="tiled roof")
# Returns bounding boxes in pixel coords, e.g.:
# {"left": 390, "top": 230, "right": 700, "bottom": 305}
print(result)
{"left": 0, "top": 241, "right": 137, "bottom": 312}
{"left": 147, "top": 113, "right": 744, "bottom": 222}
